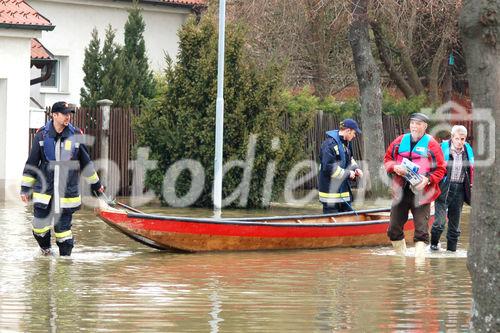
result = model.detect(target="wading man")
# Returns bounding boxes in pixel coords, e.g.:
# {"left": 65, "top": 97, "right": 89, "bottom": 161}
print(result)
{"left": 383, "top": 113, "right": 446, "bottom": 256}
{"left": 318, "top": 119, "right": 363, "bottom": 214}
{"left": 20, "top": 102, "right": 104, "bottom": 256}
{"left": 431, "top": 125, "right": 474, "bottom": 252}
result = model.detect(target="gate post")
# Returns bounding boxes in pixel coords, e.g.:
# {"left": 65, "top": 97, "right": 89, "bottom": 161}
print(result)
{"left": 97, "top": 99, "right": 113, "bottom": 186}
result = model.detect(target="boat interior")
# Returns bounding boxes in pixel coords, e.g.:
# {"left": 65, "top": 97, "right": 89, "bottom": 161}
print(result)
{"left": 103, "top": 207, "right": 393, "bottom": 225}
{"left": 230, "top": 211, "right": 392, "bottom": 224}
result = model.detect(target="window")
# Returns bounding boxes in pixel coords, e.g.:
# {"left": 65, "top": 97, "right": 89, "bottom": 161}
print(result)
{"left": 40, "top": 55, "right": 69, "bottom": 93}
{"left": 41, "top": 59, "right": 59, "bottom": 88}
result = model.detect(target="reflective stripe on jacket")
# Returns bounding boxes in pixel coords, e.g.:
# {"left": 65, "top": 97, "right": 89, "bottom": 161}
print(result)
{"left": 318, "top": 130, "right": 353, "bottom": 204}
{"left": 21, "top": 120, "right": 101, "bottom": 212}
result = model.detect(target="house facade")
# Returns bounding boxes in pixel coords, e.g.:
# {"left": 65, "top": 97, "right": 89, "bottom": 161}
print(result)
{"left": 0, "top": 0, "right": 203, "bottom": 201}
{"left": 0, "top": 0, "right": 54, "bottom": 201}
{"left": 29, "top": 0, "right": 204, "bottom": 108}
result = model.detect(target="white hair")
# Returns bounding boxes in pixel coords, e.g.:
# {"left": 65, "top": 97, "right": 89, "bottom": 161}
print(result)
{"left": 451, "top": 125, "right": 467, "bottom": 137}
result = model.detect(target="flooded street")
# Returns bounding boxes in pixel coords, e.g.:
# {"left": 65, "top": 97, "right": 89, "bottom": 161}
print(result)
{"left": 0, "top": 202, "right": 472, "bottom": 332}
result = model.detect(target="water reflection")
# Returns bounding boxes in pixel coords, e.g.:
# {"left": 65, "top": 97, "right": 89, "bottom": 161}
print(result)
{"left": 0, "top": 203, "right": 472, "bottom": 332}
{"left": 208, "top": 278, "right": 223, "bottom": 333}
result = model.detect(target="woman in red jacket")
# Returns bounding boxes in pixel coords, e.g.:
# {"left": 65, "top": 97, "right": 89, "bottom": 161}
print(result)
{"left": 383, "top": 113, "right": 446, "bottom": 257}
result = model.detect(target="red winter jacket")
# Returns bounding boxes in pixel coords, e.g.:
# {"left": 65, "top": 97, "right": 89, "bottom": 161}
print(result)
{"left": 384, "top": 133, "right": 446, "bottom": 205}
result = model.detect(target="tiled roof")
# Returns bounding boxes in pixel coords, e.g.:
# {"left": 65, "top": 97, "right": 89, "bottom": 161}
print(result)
{"left": 162, "top": 0, "right": 205, "bottom": 5}
{"left": 31, "top": 38, "right": 53, "bottom": 60}
{"left": 0, "top": 0, "right": 54, "bottom": 30}
{"left": 147, "top": 0, "right": 206, "bottom": 7}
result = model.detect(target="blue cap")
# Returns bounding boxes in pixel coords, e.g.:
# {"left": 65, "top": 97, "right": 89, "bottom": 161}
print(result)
{"left": 341, "top": 118, "right": 362, "bottom": 134}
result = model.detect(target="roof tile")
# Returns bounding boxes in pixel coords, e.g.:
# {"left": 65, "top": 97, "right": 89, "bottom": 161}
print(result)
{"left": 159, "top": 0, "right": 206, "bottom": 6}
{"left": 0, "top": 0, "right": 53, "bottom": 29}
{"left": 31, "top": 38, "right": 53, "bottom": 60}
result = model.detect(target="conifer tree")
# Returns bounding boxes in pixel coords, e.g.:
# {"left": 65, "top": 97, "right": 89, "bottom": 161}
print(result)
{"left": 134, "top": 14, "right": 311, "bottom": 208}
{"left": 100, "top": 25, "right": 125, "bottom": 104}
{"left": 120, "top": 1, "right": 155, "bottom": 108}
{"left": 80, "top": 28, "right": 102, "bottom": 107}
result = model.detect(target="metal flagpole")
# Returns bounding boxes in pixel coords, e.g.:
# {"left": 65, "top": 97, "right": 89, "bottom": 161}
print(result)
{"left": 213, "top": 0, "right": 226, "bottom": 217}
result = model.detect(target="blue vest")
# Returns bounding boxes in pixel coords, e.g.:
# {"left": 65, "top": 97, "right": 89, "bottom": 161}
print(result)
{"left": 441, "top": 141, "right": 474, "bottom": 163}
{"left": 440, "top": 140, "right": 474, "bottom": 185}
{"left": 396, "top": 133, "right": 433, "bottom": 174}
{"left": 42, "top": 121, "right": 79, "bottom": 161}
{"left": 439, "top": 140, "right": 474, "bottom": 205}
{"left": 399, "top": 133, "right": 431, "bottom": 156}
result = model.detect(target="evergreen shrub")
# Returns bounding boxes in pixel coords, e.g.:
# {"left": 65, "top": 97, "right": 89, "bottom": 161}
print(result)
{"left": 134, "top": 14, "right": 314, "bottom": 208}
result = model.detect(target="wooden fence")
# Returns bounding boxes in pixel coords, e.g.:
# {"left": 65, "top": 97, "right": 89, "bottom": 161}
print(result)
{"left": 30, "top": 107, "right": 473, "bottom": 195}
{"left": 299, "top": 112, "right": 410, "bottom": 164}
{"left": 292, "top": 112, "right": 411, "bottom": 189}
{"left": 29, "top": 107, "right": 139, "bottom": 196}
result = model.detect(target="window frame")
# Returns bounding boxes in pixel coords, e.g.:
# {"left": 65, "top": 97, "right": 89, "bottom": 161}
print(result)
{"left": 40, "top": 55, "right": 69, "bottom": 93}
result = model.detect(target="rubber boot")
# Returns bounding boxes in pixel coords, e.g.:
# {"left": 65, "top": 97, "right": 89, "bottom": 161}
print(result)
{"left": 391, "top": 239, "right": 407, "bottom": 256}
{"left": 33, "top": 231, "right": 51, "bottom": 254}
{"left": 57, "top": 238, "right": 74, "bottom": 256}
{"left": 414, "top": 241, "right": 426, "bottom": 258}
{"left": 446, "top": 241, "right": 457, "bottom": 252}
{"left": 430, "top": 232, "right": 440, "bottom": 250}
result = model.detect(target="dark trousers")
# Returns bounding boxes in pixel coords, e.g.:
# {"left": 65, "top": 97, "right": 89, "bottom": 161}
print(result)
{"left": 387, "top": 186, "right": 430, "bottom": 242}
{"left": 322, "top": 202, "right": 353, "bottom": 214}
{"left": 33, "top": 202, "right": 74, "bottom": 255}
{"left": 34, "top": 205, "right": 73, "bottom": 233}
{"left": 431, "top": 182, "right": 465, "bottom": 251}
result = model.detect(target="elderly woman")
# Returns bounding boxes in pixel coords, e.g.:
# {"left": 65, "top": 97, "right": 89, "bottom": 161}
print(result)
{"left": 431, "top": 125, "right": 474, "bottom": 252}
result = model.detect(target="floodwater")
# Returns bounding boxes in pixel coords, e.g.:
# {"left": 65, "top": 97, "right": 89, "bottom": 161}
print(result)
{"left": 0, "top": 201, "right": 472, "bottom": 332}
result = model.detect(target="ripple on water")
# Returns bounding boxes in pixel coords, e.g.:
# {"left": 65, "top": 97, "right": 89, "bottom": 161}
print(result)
{"left": 0, "top": 205, "right": 473, "bottom": 332}
{"left": 369, "top": 245, "right": 468, "bottom": 258}
{"left": 1, "top": 247, "right": 138, "bottom": 264}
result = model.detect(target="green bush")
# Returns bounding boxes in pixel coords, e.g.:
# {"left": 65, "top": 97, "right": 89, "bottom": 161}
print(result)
{"left": 282, "top": 87, "right": 361, "bottom": 119}
{"left": 280, "top": 87, "right": 317, "bottom": 180}
{"left": 134, "top": 14, "right": 313, "bottom": 208}
{"left": 382, "top": 93, "right": 428, "bottom": 117}
{"left": 292, "top": 91, "right": 429, "bottom": 118}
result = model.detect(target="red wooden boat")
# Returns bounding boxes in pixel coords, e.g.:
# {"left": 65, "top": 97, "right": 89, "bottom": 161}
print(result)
{"left": 97, "top": 206, "right": 434, "bottom": 252}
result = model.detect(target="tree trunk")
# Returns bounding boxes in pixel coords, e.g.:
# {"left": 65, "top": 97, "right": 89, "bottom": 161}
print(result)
{"left": 304, "top": 0, "right": 332, "bottom": 99}
{"left": 442, "top": 66, "right": 452, "bottom": 102}
{"left": 397, "top": 39, "right": 425, "bottom": 95}
{"left": 348, "top": 0, "right": 385, "bottom": 196}
{"left": 459, "top": 1, "right": 500, "bottom": 331}
{"left": 371, "top": 21, "right": 415, "bottom": 98}
{"left": 428, "top": 29, "right": 450, "bottom": 104}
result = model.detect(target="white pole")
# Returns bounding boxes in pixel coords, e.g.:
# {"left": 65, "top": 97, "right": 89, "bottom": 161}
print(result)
{"left": 213, "top": 0, "right": 226, "bottom": 215}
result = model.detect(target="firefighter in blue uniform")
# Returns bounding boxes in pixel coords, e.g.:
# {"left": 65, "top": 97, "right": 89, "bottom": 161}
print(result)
{"left": 318, "top": 119, "right": 363, "bottom": 214}
{"left": 20, "top": 101, "right": 104, "bottom": 256}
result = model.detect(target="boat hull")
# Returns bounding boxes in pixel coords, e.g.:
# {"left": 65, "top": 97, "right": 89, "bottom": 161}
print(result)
{"left": 97, "top": 208, "right": 434, "bottom": 252}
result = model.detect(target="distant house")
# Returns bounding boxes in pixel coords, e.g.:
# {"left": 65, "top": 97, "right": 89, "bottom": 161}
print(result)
{"left": 29, "top": 0, "right": 205, "bottom": 108}
{"left": 0, "top": 0, "right": 54, "bottom": 201}
{"left": 0, "top": 0, "right": 204, "bottom": 201}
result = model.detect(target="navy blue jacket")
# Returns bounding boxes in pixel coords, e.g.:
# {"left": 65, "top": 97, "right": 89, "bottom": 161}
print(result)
{"left": 21, "top": 121, "right": 101, "bottom": 212}
{"left": 318, "top": 130, "right": 357, "bottom": 204}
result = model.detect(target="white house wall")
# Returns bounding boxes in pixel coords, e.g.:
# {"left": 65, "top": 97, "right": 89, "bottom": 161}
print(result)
{"left": 0, "top": 32, "right": 41, "bottom": 201}
{"left": 29, "top": 0, "right": 192, "bottom": 107}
